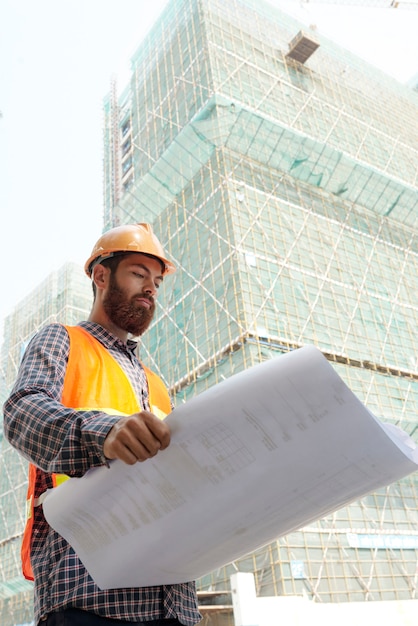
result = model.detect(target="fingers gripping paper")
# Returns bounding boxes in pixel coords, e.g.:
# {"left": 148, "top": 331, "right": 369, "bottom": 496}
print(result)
{"left": 42, "top": 346, "right": 418, "bottom": 589}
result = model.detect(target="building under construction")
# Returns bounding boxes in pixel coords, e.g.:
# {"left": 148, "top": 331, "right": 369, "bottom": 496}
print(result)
{"left": 103, "top": 0, "right": 418, "bottom": 620}
{"left": 0, "top": 263, "right": 92, "bottom": 625}
{"left": 0, "top": 0, "right": 417, "bottom": 624}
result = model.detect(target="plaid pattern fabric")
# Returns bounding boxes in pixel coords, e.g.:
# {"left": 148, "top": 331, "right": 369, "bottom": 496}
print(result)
{"left": 3, "top": 322, "right": 201, "bottom": 625}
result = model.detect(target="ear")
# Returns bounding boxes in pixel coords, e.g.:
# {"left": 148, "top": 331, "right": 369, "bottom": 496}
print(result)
{"left": 92, "top": 263, "right": 110, "bottom": 293}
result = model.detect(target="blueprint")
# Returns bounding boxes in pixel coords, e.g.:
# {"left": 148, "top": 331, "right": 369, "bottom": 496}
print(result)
{"left": 43, "top": 345, "right": 418, "bottom": 589}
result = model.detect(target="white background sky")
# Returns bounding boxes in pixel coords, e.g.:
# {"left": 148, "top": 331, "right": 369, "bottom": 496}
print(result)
{"left": 0, "top": 0, "right": 417, "bottom": 343}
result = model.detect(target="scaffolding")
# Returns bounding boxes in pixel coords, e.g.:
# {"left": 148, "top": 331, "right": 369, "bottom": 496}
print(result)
{"left": 103, "top": 0, "right": 418, "bottom": 620}
{"left": 0, "top": 263, "right": 92, "bottom": 625}
{"left": 1, "top": 0, "right": 418, "bottom": 624}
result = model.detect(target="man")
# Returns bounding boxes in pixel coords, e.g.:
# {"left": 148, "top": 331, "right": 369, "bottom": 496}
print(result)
{"left": 3, "top": 223, "right": 202, "bottom": 626}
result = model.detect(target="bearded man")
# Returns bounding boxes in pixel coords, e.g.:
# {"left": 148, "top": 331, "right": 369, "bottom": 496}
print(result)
{"left": 3, "top": 224, "right": 201, "bottom": 626}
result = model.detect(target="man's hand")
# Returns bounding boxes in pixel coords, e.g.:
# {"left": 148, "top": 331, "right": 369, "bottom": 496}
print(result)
{"left": 103, "top": 411, "right": 171, "bottom": 465}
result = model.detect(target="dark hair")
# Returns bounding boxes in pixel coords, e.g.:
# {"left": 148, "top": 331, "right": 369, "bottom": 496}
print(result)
{"left": 91, "top": 253, "right": 128, "bottom": 299}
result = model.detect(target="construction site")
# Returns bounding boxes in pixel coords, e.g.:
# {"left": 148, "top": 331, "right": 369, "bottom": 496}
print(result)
{"left": 1, "top": 0, "right": 418, "bottom": 624}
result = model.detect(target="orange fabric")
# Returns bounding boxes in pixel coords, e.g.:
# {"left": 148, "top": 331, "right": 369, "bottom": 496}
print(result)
{"left": 22, "top": 324, "right": 171, "bottom": 580}
{"left": 21, "top": 463, "right": 38, "bottom": 581}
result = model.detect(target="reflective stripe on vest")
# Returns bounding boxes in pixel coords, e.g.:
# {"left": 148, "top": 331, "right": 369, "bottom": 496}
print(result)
{"left": 21, "top": 324, "right": 171, "bottom": 581}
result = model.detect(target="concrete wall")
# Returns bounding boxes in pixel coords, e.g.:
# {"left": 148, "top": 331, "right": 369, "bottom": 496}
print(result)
{"left": 231, "top": 572, "right": 418, "bottom": 626}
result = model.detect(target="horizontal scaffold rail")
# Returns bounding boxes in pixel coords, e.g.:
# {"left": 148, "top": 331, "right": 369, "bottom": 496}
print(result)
{"left": 170, "top": 332, "right": 418, "bottom": 394}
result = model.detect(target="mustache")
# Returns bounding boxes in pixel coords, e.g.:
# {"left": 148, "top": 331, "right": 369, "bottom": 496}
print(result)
{"left": 134, "top": 292, "right": 155, "bottom": 305}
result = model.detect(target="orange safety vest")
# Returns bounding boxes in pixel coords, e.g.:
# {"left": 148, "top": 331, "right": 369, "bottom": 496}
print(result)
{"left": 22, "top": 324, "right": 171, "bottom": 581}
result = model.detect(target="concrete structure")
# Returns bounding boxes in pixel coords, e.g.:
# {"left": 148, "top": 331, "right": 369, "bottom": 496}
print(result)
{"left": 0, "top": 263, "right": 91, "bottom": 625}
{"left": 231, "top": 572, "right": 418, "bottom": 626}
{"left": 103, "top": 0, "right": 418, "bottom": 623}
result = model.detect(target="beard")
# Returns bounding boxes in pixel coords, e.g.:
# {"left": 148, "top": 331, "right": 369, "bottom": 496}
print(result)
{"left": 103, "top": 273, "right": 156, "bottom": 336}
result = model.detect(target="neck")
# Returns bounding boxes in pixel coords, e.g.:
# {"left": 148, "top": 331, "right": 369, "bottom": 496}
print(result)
{"left": 88, "top": 307, "right": 129, "bottom": 344}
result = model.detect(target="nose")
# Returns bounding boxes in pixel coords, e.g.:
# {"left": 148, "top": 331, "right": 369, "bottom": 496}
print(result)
{"left": 143, "top": 278, "right": 157, "bottom": 297}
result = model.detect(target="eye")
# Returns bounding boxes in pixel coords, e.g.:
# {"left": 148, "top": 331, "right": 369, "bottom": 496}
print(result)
{"left": 133, "top": 271, "right": 144, "bottom": 278}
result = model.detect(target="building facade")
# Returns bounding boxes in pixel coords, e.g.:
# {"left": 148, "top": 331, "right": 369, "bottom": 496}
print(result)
{"left": 0, "top": 263, "right": 91, "bottom": 625}
{"left": 103, "top": 0, "right": 418, "bottom": 622}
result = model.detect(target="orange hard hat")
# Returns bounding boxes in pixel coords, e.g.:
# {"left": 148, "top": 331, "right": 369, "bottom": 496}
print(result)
{"left": 84, "top": 223, "right": 176, "bottom": 277}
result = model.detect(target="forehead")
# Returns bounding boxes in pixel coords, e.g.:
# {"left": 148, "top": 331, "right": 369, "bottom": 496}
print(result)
{"left": 120, "top": 253, "right": 164, "bottom": 274}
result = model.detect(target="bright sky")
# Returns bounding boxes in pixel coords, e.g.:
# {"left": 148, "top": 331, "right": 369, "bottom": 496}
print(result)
{"left": 1, "top": 0, "right": 417, "bottom": 343}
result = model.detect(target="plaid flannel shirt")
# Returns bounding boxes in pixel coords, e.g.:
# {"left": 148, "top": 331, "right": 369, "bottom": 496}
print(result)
{"left": 3, "top": 322, "right": 201, "bottom": 625}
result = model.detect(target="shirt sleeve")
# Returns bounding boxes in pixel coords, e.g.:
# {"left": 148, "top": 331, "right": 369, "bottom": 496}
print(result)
{"left": 2, "top": 323, "right": 120, "bottom": 477}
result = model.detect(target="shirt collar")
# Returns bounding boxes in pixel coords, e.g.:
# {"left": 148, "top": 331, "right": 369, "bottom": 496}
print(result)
{"left": 78, "top": 321, "right": 138, "bottom": 355}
